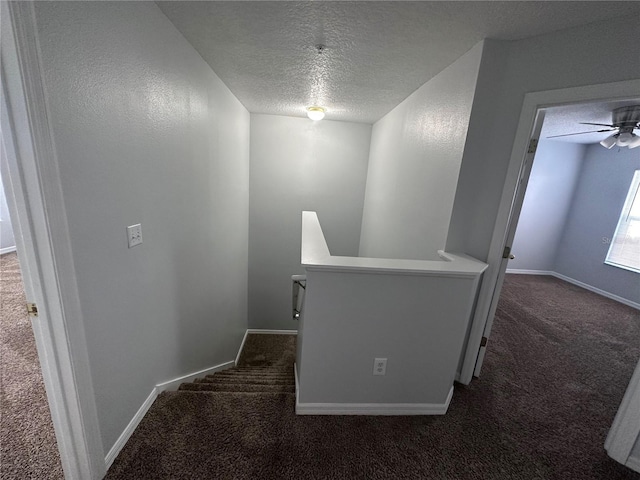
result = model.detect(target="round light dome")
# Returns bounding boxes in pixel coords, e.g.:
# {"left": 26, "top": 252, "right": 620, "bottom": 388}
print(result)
{"left": 306, "top": 106, "right": 325, "bottom": 121}
{"left": 617, "top": 132, "right": 634, "bottom": 146}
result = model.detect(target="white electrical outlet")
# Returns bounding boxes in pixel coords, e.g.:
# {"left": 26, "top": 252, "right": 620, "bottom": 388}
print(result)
{"left": 373, "top": 358, "right": 387, "bottom": 376}
{"left": 127, "top": 224, "right": 143, "bottom": 248}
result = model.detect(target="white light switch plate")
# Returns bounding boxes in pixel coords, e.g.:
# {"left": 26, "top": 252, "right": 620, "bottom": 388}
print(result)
{"left": 127, "top": 224, "right": 142, "bottom": 248}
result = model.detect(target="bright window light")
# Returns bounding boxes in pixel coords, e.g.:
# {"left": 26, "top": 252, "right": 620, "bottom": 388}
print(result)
{"left": 605, "top": 170, "right": 640, "bottom": 273}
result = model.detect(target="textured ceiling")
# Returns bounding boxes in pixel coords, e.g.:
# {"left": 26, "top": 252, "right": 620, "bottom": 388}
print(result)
{"left": 542, "top": 99, "right": 640, "bottom": 145}
{"left": 157, "top": 1, "right": 640, "bottom": 124}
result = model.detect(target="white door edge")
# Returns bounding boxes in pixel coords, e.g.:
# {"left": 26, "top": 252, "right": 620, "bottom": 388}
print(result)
{"left": 1, "top": 2, "right": 105, "bottom": 479}
{"left": 605, "top": 357, "right": 640, "bottom": 468}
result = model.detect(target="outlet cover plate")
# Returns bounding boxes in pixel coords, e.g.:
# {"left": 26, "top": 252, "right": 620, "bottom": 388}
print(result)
{"left": 373, "top": 358, "right": 387, "bottom": 376}
{"left": 127, "top": 224, "right": 142, "bottom": 248}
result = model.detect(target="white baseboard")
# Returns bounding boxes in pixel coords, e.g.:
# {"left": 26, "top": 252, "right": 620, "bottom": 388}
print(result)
{"left": 235, "top": 329, "right": 250, "bottom": 366}
{"left": 505, "top": 269, "right": 553, "bottom": 275}
{"left": 296, "top": 386, "right": 454, "bottom": 416}
{"left": 626, "top": 454, "right": 640, "bottom": 473}
{"left": 155, "top": 360, "right": 235, "bottom": 393}
{"left": 236, "top": 329, "right": 298, "bottom": 366}
{"left": 505, "top": 269, "right": 639, "bottom": 310}
{"left": 0, "top": 246, "right": 17, "bottom": 255}
{"left": 550, "top": 272, "right": 640, "bottom": 311}
{"left": 246, "top": 329, "right": 298, "bottom": 335}
{"left": 105, "top": 359, "right": 234, "bottom": 469}
{"left": 105, "top": 388, "right": 158, "bottom": 469}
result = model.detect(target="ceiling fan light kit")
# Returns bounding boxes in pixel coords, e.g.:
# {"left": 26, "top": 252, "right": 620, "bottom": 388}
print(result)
{"left": 550, "top": 105, "right": 640, "bottom": 149}
{"left": 599, "top": 129, "right": 640, "bottom": 150}
{"left": 600, "top": 135, "right": 618, "bottom": 149}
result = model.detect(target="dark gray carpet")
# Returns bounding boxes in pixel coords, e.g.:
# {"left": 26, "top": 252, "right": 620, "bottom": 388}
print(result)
{"left": 0, "top": 252, "right": 64, "bottom": 479}
{"left": 179, "top": 346, "right": 296, "bottom": 394}
{"left": 106, "top": 276, "right": 640, "bottom": 479}
{"left": 236, "top": 333, "right": 296, "bottom": 368}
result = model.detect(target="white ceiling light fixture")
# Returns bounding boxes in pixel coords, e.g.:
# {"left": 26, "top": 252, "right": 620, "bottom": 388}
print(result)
{"left": 549, "top": 105, "right": 640, "bottom": 149}
{"left": 599, "top": 129, "right": 640, "bottom": 150}
{"left": 599, "top": 135, "right": 618, "bottom": 149}
{"left": 307, "top": 106, "right": 326, "bottom": 121}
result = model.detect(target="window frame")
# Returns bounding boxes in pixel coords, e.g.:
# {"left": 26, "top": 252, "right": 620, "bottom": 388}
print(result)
{"left": 605, "top": 169, "right": 640, "bottom": 274}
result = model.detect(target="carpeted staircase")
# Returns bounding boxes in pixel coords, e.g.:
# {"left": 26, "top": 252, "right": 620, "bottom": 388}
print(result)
{"left": 178, "top": 366, "right": 295, "bottom": 394}
{"left": 176, "top": 333, "right": 297, "bottom": 394}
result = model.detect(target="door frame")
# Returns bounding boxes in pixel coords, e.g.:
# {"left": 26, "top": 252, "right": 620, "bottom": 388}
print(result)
{"left": 458, "top": 78, "right": 640, "bottom": 385}
{"left": 1, "top": 2, "right": 105, "bottom": 479}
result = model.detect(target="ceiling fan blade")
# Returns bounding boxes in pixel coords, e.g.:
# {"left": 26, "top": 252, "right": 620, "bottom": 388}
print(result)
{"left": 547, "top": 129, "right": 616, "bottom": 139}
{"left": 579, "top": 122, "right": 616, "bottom": 127}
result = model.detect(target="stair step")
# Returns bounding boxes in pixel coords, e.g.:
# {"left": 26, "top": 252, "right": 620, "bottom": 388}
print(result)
{"left": 225, "top": 372, "right": 293, "bottom": 377}
{"left": 201, "top": 375, "right": 291, "bottom": 381}
{"left": 199, "top": 376, "right": 294, "bottom": 385}
{"left": 207, "top": 372, "right": 293, "bottom": 378}
{"left": 166, "top": 390, "right": 294, "bottom": 399}
{"left": 230, "top": 367, "right": 293, "bottom": 374}
{"left": 176, "top": 334, "right": 297, "bottom": 395}
{"left": 178, "top": 383, "right": 295, "bottom": 393}
{"left": 231, "top": 368, "right": 293, "bottom": 375}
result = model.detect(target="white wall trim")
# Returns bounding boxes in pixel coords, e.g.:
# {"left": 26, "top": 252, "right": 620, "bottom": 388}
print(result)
{"left": 550, "top": 272, "right": 640, "bottom": 311}
{"left": 505, "top": 269, "right": 554, "bottom": 276}
{"left": 296, "top": 386, "right": 453, "bottom": 416}
{"left": 246, "top": 329, "right": 298, "bottom": 335}
{"left": 626, "top": 455, "right": 640, "bottom": 474}
{"left": 505, "top": 269, "right": 640, "bottom": 310}
{"left": 104, "top": 359, "right": 235, "bottom": 469}
{"left": 0, "top": 246, "right": 17, "bottom": 255}
{"left": 1, "top": 3, "right": 105, "bottom": 478}
{"left": 234, "top": 329, "right": 250, "bottom": 366}
{"left": 155, "top": 360, "right": 235, "bottom": 393}
{"left": 104, "top": 388, "right": 157, "bottom": 469}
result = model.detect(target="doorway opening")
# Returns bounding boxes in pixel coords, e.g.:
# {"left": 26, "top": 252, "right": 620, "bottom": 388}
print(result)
{"left": 480, "top": 96, "right": 640, "bottom": 475}
{"left": 0, "top": 247, "right": 64, "bottom": 478}
{"left": 1, "top": 3, "right": 105, "bottom": 477}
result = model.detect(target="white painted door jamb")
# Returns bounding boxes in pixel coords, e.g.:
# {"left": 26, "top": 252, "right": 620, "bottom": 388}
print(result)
{"left": 1, "top": 2, "right": 105, "bottom": 479}
{"left": 472, "top": 109, "right": 546, "bottom": 378}
{"left": 458, "top": 78, "right": 640, "bottom": 385}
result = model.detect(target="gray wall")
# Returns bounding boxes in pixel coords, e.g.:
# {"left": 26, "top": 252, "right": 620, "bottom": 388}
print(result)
{"left": 249, "top": 114, "right": 371, "bottom": 329}
{"left": 34, "top": 2, "right": 250, "bottom": 454}
{"left": 509, "top": 139, "right": 640, "bottom": 305}
{"left": 554, "top": 144, "right": 640, "bottom": 304}
{"left": 298, "top": 268, "right": 480, "bottom": 406}
{"left": 509, "top": 140, "right": 584, "bottom": 271}
{"left": 359, "top": 42, "right": 484, "bottom": 261}
{"left": 447, "top": 17, "right": 640, "bottom": 262}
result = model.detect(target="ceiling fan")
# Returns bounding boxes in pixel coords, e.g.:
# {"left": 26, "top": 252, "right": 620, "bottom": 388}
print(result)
{"left": 547, "top": 105, "right": 640, "bottom": 149}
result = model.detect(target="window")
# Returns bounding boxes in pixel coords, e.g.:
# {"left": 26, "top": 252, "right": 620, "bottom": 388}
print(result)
{"left": 605, "top": 170, "right": 640, "bottom": 273}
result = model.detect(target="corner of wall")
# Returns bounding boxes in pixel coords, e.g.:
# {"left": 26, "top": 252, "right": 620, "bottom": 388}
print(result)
{"left": 446, "top": 39, "right": 510, "bottom": 257}
{"left": 360, "top": 38, "right": 488, "bottom": 261}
